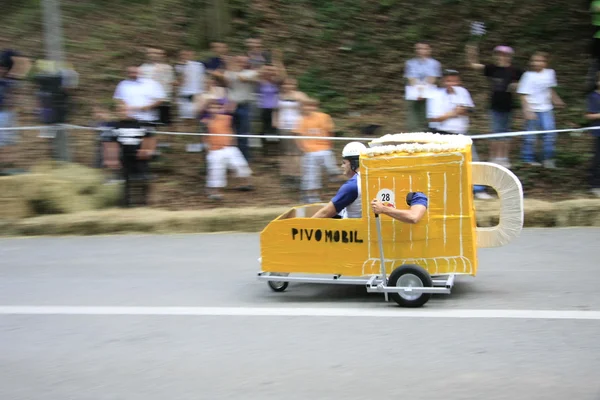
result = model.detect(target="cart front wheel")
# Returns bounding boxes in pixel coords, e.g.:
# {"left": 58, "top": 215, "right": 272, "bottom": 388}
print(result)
{"left": 267, "top": 274, "right": 289, "bottom": 292}
{"left": 388, "top": 265, "right": 432, "bottom": 308}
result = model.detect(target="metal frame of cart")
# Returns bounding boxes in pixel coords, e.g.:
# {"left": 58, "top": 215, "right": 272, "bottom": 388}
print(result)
{"left": 257, "top": 212, "right": 455, "bottom": 307}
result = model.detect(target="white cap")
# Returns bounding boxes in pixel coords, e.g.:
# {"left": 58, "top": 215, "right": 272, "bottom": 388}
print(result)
{"left": 342, "top": 141, "right": 367, "bottom": 158}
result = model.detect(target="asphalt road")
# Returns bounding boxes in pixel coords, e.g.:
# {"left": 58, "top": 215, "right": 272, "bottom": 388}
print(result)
{"left": 1, "top": 228, "right": 600, "bottom": 400}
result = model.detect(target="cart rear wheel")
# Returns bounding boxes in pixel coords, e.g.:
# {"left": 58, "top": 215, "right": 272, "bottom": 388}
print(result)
{"left": 268, "top": 280, "right": 289, "bottom": 292}
{"left": 387, "top": 265, "right": 432, "bottom": 308}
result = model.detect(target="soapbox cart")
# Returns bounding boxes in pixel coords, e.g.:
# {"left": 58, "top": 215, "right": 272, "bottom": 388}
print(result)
{"left": 257, "top": 133, "right": 524, "bottom": 307}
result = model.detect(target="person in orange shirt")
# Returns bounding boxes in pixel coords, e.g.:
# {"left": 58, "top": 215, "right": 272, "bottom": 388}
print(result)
{"left": 295, "top": 98, "right": 341, "bottom": 203}
{"left": 201, "top": 100, "right": 253, "bottom": 200}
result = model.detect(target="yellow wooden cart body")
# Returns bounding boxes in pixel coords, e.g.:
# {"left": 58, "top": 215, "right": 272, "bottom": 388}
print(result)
{"left": 259, "top": 135, "right": 522, "bottom": 279}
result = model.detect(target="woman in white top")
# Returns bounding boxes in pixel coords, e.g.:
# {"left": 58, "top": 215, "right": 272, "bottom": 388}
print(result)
{"left": 517, "top": 51, "right": 565, "bottom": 168}
{"left": 272, "top": 77, "right": 309, "bottom": 188}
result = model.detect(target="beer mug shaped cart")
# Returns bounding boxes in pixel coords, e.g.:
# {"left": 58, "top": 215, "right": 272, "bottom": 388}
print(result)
{"left": 257, "top": 132, "right": 524, "bottom": 307}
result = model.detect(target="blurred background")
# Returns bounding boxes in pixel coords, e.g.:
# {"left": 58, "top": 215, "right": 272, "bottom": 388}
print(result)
{"left": 1, "top": 0, "right": 599, "bottom": 219}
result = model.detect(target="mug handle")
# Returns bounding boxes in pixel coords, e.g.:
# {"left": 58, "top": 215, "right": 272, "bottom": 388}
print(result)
{"left": 472, "top": 162, "right": 524, "bottom": 248}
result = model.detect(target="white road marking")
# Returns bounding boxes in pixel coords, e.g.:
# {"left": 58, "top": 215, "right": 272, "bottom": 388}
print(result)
{"left": 0, "top": 306, "right": 599, "bottom": 320}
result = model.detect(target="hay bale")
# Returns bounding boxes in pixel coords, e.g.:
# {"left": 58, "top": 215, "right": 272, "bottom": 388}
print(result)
{"left": 555, "top": 199, "right": 600, "bottom": 227}
{"left": 30, "top": 161, "right": 105, "bottom": 196}
{"left": 22, "top": 177, "right": 96, "bottom": 215}
{"left": 93, "top": 182, "right": 123, "bottom": 208}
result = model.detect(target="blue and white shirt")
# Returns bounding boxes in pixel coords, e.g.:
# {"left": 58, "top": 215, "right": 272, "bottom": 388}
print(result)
{"left": 332, "top": 173, "right": 362, "bottom": 218}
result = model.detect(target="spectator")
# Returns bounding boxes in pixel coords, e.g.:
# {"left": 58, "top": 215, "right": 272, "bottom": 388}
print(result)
{"left": 139, "top": 46, "right": 175, "bottom": 126}
{"left": 517, "top": 51, "right": 565, "bottom": 168}
{"left": 201, "top": 99, "right": 253, "bottom": 200}
{"left": 246, "top": 38, "right": 270, "bottom": 70}
{"left": 295, "top": 98, "right": 340, "bottom": 204}
{"left": 404, "top": 42, "right": 442, "bottom": 132}
{"left": 273, "top": 77, "right": 309, "bottom": 189}
{"left": 204, "top": 41, "right": 228, "bottom": 73}
{"left": 585, "top": 72, "right": 600, "bottom": 198}
{"left": 103, "top": 103, "right": 157, "bottom": 208}
{"left": 258, "top": 64, "right": 284, "bottom": 157}
{"left": 0, "top": 49, "right": 30, "bottom": 169}
{"left": 175, "top": 49, "right": 204, "bottom": 127}
{"left": 427, "top": 69, "right": 492, "bottom": 200}
{"left": 220, "top": 56, "right": 260, "bottom": 162}
{"left": 113, "top": 64, "right": 166, "bottom": 125}
{"left": 466, "top": 43, "right": 524, "bottom": 168}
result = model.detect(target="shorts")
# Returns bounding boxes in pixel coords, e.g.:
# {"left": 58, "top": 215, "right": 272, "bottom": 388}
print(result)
{"left": 302, "top": 149, "right": 339, "bottom": 191}
{"left": 0, "top": 111, "right": 16, "bottom": 147}
{"left": 206, "top": 146, "right": 252, "bottom": 188}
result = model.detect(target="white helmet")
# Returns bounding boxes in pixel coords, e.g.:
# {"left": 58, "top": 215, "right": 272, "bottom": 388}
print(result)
{"left": 342, "top": 141, "right": 367, "bottom": 172}
{"left": 342, "top": 141, "right": 367, "bottom": 158}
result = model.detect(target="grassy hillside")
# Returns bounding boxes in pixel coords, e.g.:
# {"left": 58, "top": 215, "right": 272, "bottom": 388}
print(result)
{"left": 2, "top": 0, "right": 598, "bottom": 209}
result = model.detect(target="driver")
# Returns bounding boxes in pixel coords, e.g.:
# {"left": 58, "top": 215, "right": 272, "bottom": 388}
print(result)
{"left": 312, "top": 141, "right": 366, "bottom": 219}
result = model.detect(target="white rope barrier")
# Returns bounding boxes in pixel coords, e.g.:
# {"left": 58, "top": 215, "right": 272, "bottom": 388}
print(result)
{"left": 2, "top": 123, "right": 600, "bottom": 142}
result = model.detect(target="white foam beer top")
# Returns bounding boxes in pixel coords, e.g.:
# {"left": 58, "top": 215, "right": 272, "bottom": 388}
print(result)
{"left": 364, "top": 132, "right": 472, "bottom": 156}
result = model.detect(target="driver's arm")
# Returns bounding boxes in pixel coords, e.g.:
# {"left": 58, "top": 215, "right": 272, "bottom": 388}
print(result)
{"left": 312, "top": 178, "right": 357, "bottom": 218}
{"left": 379, "top": 204, "right": 427, "bottom": 224}
{"left": 312, "top": 202, "right": 337, "bottom": 218}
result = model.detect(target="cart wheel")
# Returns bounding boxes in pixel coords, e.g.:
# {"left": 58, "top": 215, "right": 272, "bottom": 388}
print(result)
{"left": 387, "top": 264, "right": 433, "bottom": 308}
{"left": 268, "top": 280, "right": 289, "bottom": 292}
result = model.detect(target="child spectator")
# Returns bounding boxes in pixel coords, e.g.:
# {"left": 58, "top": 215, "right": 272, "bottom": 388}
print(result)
{"left": 517, "top": 51, "right": 565, "bottom": 168}
{"left": 585, "top": 72, "right": 600, "bottom": 198}
{"left": 295, "top": 98, "right": 340, "bottom": 204}
{"left": 103, "top": 103, "right": 156, "bottom": 207}
{"left": 466, "top": 43, "right": 524, "bottom": 168}
{"left": 201, "top": 100, "right": 253, "bottom": 200}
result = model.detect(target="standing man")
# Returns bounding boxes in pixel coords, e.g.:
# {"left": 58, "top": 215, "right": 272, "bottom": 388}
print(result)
{"left": 139, "top": 46, "right": 175, "bottom": 126}
{"left": 221, "top": 56, "right": 260, "bottom": 162}
{"left": 404, "top": 42, "right": 442, "bottom": 132}
{"left": 113, "top": 64, "right": 166, "bottom": 125}
{"left": 175, "top": 49, "right": 204, "bottom": 127}
{"left": 427, "top": 69, "right": 492, "bottom": 200}
{"left": 312, "top": 141, "right": 367, "bottom": 219}
{"left": 103, "top": 103, "right": 157, "bottom": 207}
{"left": 466, "top": 44, "right": 524, "bottom": 168}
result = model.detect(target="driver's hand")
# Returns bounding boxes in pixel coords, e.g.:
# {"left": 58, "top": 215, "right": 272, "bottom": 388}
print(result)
{"left": 371, "top": 199, "right": 386, "bottom": 215}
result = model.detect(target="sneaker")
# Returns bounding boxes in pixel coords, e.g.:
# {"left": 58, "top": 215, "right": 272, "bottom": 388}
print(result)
{"left": 543, "top": 159, "right": 556, "bottom": 169}
{"left": 475, "top": 192, "right": 494, "bottom": 200}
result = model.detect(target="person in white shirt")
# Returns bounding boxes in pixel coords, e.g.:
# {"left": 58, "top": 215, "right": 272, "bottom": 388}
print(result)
{"left": 427, "top": 69, "right": 492, "bottom": 200}
{"left": 517, "top": 51, "right": 566, "bottom": 168}
{"left": 113, "top": 65, "right": 166, "bottom": 123}
{"left": 175, "top": 49, "right": 204, "bottom": 121}
{"left": 404, "top": 42, "right": 442, "bottom": 132}
{"left": 139, "top": 46, "right": 175, "bottom": 126}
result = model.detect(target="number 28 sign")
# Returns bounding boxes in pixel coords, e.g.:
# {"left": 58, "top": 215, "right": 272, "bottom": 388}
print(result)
{"left": 376, "top": 189, "right": 395, "bottom": 208}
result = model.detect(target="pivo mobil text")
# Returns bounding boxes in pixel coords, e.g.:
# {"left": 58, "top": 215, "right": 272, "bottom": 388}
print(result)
{"left": 291, "top": 228, "right": 364, "bottom": 243}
